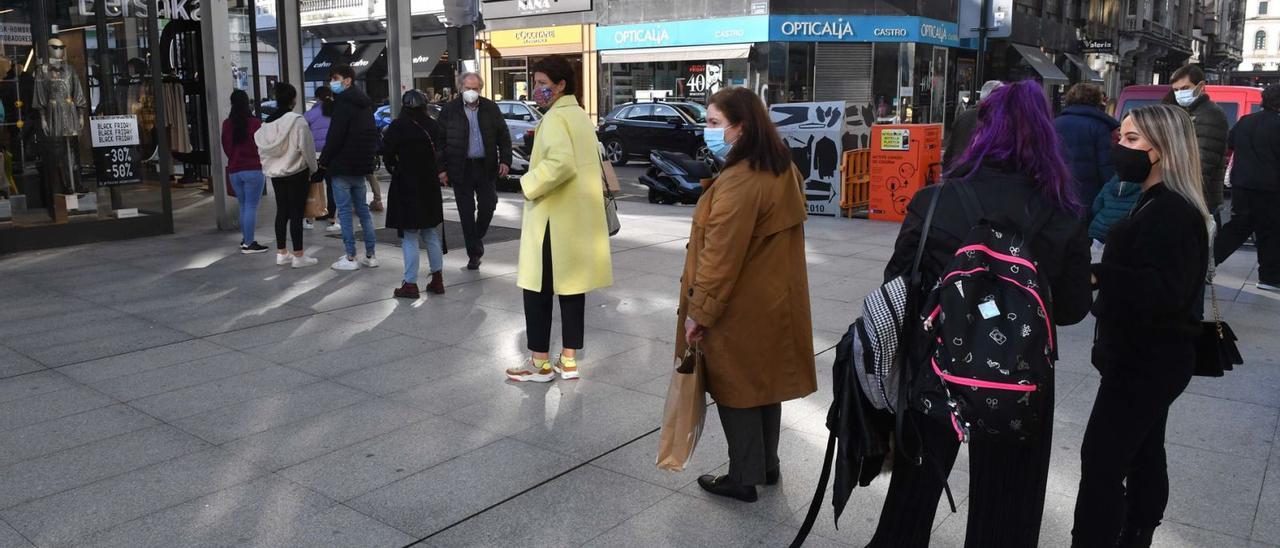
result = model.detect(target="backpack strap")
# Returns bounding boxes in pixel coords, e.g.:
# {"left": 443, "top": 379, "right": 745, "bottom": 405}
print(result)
{"left": 909, "top": 185, "right": 945, "bottom": 289}
{"left": 790, "top": 432, "right": 836, "bottom": 548}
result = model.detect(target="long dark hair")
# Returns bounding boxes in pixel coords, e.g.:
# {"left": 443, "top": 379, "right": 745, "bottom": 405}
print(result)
{"left": 266, "top": 83, "right": 297, "bottom": 123}
{"left": 947, "top": 80, "right": 1082, "bottom": 215}
{"left": 315, "top": 86, "right": 334, "bottom": 117}
{"left": 229, "top": 89, "right": 252, "bottom": 144}
{"left": 707, "top": 87, "right": 792, "bottom": 176}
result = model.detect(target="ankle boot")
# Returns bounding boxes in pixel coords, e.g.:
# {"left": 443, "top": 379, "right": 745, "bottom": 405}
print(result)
{"left": 393, "top": 282, "right": 420, "bottom": 299}
{"left": 426, "top": 271, "right": 445, "bottom": 294}
{"left": 1118, "top": 525, "right": 1156, "bottom": 548}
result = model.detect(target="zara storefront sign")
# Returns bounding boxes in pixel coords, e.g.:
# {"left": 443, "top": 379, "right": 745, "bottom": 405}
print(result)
{"left": 77, "top": 0, "right": 202, "bottom": 21}
{"left": 482, "top": 0, "right": 592, "bottom": 19}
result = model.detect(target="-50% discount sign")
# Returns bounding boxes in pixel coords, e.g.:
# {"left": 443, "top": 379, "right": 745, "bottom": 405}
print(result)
{"left": 89, "top": 115, "right": 143, "bottom": 187}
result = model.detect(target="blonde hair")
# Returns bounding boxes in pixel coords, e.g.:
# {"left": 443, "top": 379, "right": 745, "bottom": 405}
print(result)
{"left": 1125, "top": 105, "right": 1212, "bottom": 222}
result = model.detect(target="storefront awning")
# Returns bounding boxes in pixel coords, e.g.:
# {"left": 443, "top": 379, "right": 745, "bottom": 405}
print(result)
{"left": 412, "top": 36, "right": 448, "bottom": 77}
{"left": 1011, "top": 44, "right": 1070, "bottom": 87}
{"left": 1063, "top": 53, "right": 1104, "bottom": 84}
{"left": 600, "top": 44, "right": 752, "bottom": 64}
{"left": 304, "top": 42, "right": 350, "bottom": 81}
{"left": 348, "top": 42, "right": 386, "bottom": 79}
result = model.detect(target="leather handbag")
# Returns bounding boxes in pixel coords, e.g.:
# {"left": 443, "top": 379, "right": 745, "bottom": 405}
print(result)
{"left": 603, "top": 184, "right": 621, "bottom": 237}
{"left": 1194, "top": 284, "right": 1243, "bottom": 377}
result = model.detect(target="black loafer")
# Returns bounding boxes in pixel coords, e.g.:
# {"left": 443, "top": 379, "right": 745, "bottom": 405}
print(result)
{"left": 697, "top": 474, "right": 758, "bottom": 502}
{"left": 466, "top": 257, "right": 482, "bottom": 270}
{"left": 766, "top": 469, "right": 780, "bottom": 485}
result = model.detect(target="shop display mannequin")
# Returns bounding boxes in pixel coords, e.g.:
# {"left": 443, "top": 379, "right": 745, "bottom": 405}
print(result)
{"left": 33, "top": 39, "right": 87, "bottom": 195}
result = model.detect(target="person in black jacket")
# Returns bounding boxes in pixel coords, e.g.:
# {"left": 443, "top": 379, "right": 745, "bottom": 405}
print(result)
{"left": 1071, "top": 105, "right": 1212, "bottom": 548}
{"left": 384, "top": 90, "right": 447, "bottom": 299}
{"left": 437, "top": 72, "right": 512, "bottom": 270}
{"left": 942, "top": 80, "right": 1002, "bottom": 170}
{"left": 871, "top": 81, "right": 1092, "bottom": 548}
{"left": 314, "top": 65, "right": 380, "bottom": 271}
{"left": 1055, "top": 83, "right": 1119, "bottom": 207}
{"left": 1214, "top": 84, "right": 1280, "bottom": 291}
{"left": 1165, "top": 64, "right": 1229, "bottom": 213}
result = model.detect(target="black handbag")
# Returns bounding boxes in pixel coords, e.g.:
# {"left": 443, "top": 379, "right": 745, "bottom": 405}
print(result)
{"left": 1194, "top": 284, "right": 1243, "bottom": 377}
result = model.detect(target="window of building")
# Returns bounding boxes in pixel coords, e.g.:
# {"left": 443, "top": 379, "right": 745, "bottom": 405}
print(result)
{"left": 1256, "top": 30, "right": 1268, "bottom": 51}
{"left": 1260, "top": 1, "right": 1269, "bottom": 15}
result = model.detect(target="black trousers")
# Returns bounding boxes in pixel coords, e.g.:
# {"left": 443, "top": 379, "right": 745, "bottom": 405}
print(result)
{"left": 1215, "top": 188, "right": 1280, "bottom": 284}
{"left": 717, "top": 403, "right": 781, "bottom": 486}
{"left": 524, "top": 224, "right": 585, "bottom": 353}
{"left": 453, "top": 159, "right": 499, "bottom": 259}
{"left": 870, "top": 408, "right": 1053, "bottom": 548}
{"left": 1071, "top": 377, "right": 1184, "bottom": 546}
{"left": 272, "top": 170, "right": 309, "bottom": 252}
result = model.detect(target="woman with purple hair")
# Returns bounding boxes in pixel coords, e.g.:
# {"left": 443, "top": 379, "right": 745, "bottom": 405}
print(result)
{"left": 870, "top": 80, "right": 1093, "bottom": 547}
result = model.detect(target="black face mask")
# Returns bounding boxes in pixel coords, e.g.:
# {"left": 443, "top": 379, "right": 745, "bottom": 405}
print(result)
{"left": 1111, "top": 142, "right": 1158, "bottom": 183}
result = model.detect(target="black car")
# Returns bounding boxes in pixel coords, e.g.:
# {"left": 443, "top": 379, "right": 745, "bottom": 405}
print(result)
{"left": 597, "top": 101, "right": 710, "bottom": 166}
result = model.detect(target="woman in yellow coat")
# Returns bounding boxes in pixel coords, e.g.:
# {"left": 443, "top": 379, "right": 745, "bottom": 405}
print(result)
{"left": 678, "top": 87, "right": 816, "bottom": 502}
{"left": 505, "top": 55, "right": 613, "bottom": 383}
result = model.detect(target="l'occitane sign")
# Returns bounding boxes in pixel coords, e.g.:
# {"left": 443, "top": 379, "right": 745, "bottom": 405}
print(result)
{"left": 490, "top": 25, "right": 583, "bottom": 49}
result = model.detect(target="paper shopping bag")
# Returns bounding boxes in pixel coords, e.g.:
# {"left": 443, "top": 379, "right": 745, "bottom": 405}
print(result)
{"left": 304, "top": 181, "right": 328, "bottom": 219}
{"left": 656, "top": 347, "right": 706, "bottom": 472}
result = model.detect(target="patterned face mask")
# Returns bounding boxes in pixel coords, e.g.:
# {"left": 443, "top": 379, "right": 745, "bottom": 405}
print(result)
{"left": 532, "top": 86, "right": 556, "bottom": 107}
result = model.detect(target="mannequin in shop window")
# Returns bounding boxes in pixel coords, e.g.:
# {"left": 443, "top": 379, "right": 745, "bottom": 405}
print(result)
{"left": 33, "top": 38, "right": 88, "bottom": 196}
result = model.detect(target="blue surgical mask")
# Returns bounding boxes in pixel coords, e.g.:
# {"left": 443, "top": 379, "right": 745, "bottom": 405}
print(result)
{"left": 1174, "top": 88, "right": 1196, "bottom": 107}
{"left": 704, "top": 127, "right": 732, "bottom": 159}
{"left": 329, "top": 80, "right": 346, "bottom": 94}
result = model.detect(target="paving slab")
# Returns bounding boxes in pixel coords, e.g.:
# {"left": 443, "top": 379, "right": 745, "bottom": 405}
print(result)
{"left": 0, "top": 404, "right": 159, "bottom": 468}
{"left": 0, "top": 385, "right": 113, "bottom": 433}
{"left": 126, "top": 365, "right": 321, "bottom": 421}
{"left": 170, "top": 381, "right": 370, "bottom": 445}
{"left": 0, "top": 347, "right": 45, "bottom": 380}
{"left": 585, "top": 491, "right": 775, "bottom": 547}
{"left": 0, "top": 371, "right": 82, "bottom": 405}
{"left": 55, "top": 339, "right": 230, "bottom": 384}
{"left": 89, "top": 351, "right": 277, "bottom": 402}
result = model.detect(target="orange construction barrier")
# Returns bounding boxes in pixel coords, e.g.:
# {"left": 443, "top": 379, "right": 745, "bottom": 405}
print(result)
{"left": 869, "top": 124, "right": 943, "bottom": 222}
{"left": 840, "top": 149, "right": 871, "bottom": 217}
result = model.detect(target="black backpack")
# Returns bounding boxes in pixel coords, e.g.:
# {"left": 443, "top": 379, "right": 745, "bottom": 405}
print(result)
{"left": 914, "top": 183, "right": 1057, "bottom": 443}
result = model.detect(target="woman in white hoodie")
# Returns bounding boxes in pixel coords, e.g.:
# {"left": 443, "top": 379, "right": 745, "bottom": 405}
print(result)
{"left": 256, "top": 83, "right": 319, "bottom": 268}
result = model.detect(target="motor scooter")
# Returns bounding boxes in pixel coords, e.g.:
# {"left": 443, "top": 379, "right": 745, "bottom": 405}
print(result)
{"left": 638, "top": 151, "right": 714, "bottom": 205}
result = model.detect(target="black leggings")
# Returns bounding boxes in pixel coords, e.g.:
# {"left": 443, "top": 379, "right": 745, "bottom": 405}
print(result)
{"left": 272, "top": 171, "right": 309, "bottom": 252}
{"left": 524, "top": 224, "right": 585, "bottom": 353}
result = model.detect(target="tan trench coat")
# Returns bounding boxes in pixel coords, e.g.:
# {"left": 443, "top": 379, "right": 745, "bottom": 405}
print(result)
{"left": 675, "top": 162, "right": 817, "bottom": 409}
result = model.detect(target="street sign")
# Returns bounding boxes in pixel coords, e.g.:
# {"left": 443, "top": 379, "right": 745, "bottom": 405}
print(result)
{"left": 958, "top": 0, "right": 1013, "bottom": 39}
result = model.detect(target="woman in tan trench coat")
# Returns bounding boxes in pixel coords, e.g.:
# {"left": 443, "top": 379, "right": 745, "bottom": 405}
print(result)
{"left": 676, "top": 87, "right": 816, "bottom": 503}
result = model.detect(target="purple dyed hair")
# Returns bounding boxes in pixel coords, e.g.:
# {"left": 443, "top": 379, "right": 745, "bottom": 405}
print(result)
{"left": 947, "top": 80, "right": 1084, "bottom": 216}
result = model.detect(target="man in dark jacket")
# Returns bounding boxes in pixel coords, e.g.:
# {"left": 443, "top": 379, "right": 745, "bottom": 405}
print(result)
{"left": 1165, "top": 64, "right": 1229, "bottom": 213}
{"left": 1215, "top": 84, "right": 1280, "bottom": 291}
{"left": 438, "top": 72, "right": 512, "bottom": 270}
{"left": 943, "top": 80, "right": 1002, "bottom": 169}
{"left": 316, "top": 65, "right": 380, "bottom": 271}
{"left": 1055, "top": 83, "right": 1119, "bottom": 206}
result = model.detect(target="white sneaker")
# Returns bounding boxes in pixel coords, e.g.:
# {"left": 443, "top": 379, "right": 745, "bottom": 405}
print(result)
{"left": 360, "top": 255, "right": 380, "bottom": 268}
{"left": 326, "top": 223, "right": 342, "bottom": 233}
{"left": 303, "top": 219, "right": 314, "bottom": 230}
{"left": 275, "top": 253, "right": 291, "bottom": 266}
{"left": 292, "top": 255, "right": 318, "bottom": 268}
{"left": 331, "top": 256, "right": 360, "bottom": 271}
{"left": 1259, "top": 282, "right": 1280, "bottom": 292}
{"left": 505, "top": 358, "right": 556, "bottom": 383}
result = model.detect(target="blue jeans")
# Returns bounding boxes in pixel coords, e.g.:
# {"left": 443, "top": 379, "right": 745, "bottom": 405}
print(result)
{"left": 401, "top": 227, "right": 443, "bottom": 284}
{"left": 229, "top": 170, "right": 265, "bottom": 245}
{"left": 331, "top": 174, "right": 377, "bottom": 258}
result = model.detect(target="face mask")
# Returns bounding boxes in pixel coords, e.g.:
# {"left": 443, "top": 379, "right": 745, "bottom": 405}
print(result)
{"left": 1174, "top": 88, "right": 1197, "bottom": 107}
{"left": 462, "top": 89, "right": 480, "bottom": 104}
{"left": 532, "top": 86, "right": 556, "bottom": 107}
{"left": 1112, "top": 142, "right": 1159, "bottom": 183}
{"left": 704, "top": 127, "right": 733, "bottom": 159}
{"left": 329, "top": 80, "right": 345, "bottom": 94}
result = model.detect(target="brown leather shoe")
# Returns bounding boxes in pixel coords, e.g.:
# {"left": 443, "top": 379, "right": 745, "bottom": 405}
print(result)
{"left": 426, "top": 271, "right": 445, "bottom": 294}
{"left": 393, "top": 282, "right": 420, "bottom": 299}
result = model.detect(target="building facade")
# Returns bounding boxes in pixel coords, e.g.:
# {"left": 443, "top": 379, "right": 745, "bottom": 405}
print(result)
{"left": 1238, "top": 0, "right": 1280, "bottom": 84}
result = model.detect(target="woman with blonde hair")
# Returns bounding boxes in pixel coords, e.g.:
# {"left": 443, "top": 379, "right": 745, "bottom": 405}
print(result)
{"left": 1071, "top": 104, "right": 1212, "bottom": 548}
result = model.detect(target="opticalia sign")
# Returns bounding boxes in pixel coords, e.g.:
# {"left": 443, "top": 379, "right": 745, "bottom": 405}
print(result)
{"left": 768, "top": 16, "right": 959, "bottom": 47}
{"left": 77, "top": 0, "right": 202, "bottom": 20}
{"left": 595, "top": 16, "right": 768, "bottom": 50}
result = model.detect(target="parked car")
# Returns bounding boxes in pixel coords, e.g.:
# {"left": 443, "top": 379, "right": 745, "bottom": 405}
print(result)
{"left": 496, "top": 100, "right": 541, "bottom": 147}
{"left": 1116, "top": 85, "right": 1263, "bottom": 128}
{"left": 597, "top": 101, "right": 710, "bottom": 167}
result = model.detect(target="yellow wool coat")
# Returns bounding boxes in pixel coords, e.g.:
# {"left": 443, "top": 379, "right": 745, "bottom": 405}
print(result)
{"left": 517, "top": 96, "right": 614, "bottom": 295}
{"left": 675, "top": 162, "right": 817, "bottom": 409}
